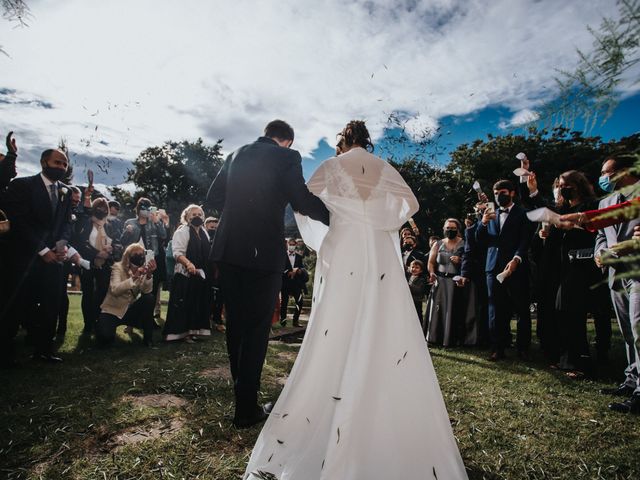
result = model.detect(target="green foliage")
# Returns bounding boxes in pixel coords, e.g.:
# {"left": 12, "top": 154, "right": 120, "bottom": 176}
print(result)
{"left": 113, "top": 138, "right": 224, "bottom": 221}
{"left": 538, "top": 0, "right": 640, "bottom": 131}
{"left": 389, "top": 127, "right": 640, "bottom": 235}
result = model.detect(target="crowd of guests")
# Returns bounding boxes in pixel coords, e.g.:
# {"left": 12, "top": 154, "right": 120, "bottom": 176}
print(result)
{"left": 1, "top": 129, "right": 639, "bottom": 415}
{"left": 403, "top": 152, "right": 640, "bottom": 414}
{"left": 0, "top": 132, "right": 313, "bottom": 368}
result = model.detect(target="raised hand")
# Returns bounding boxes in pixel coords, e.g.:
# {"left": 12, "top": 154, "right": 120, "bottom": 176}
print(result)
{"left": 6, "top": 131, "right": 17, "bottom": 154}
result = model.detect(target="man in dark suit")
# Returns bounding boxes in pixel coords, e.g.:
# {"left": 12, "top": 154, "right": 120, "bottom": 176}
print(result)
{"left": 280, "top": 237, "right": 309, "bottom": 327}
{"left": 206, "top": 120, "right": 329, "bottom": 428}
{"left": 476, "top": 180, "right": 534, "bottom": 361}
{"left": 595, "top": 155, "right": 640, "bottom": 414}
{"left": 0, "top": 148, "right": 73, "bottom": 365}
{"left": 401, "top": 235, "right": 425, "bottom": 272}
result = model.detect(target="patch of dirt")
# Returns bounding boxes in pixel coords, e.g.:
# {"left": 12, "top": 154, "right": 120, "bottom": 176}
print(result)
{"left": 111, "top": 418, "right": 185, "bottom": 448}
{"left": 276, "top": 351, "right": 297, "bottom": 362}
{"left": 199, "top": 366, "right": 232, "bottom": 381}
{"left": 123, "top": 394, "right": 188, "bottom": 408}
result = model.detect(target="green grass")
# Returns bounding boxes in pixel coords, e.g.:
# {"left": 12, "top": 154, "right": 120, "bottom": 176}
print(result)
{"left": 1, "top": 296, "right": 639, "bottom": 479}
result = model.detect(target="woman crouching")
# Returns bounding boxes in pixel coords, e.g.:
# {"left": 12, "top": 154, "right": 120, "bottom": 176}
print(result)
{"left": 96, "top": 243, "right": 156, "bottom": 346}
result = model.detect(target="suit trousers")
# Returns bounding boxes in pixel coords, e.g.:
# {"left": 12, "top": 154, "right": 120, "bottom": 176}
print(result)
{"left": 95, "top": 293, "right": 155, "bottom": 346}
{"left": 611, "top": 278, "right": 640, "bottom": 394}
{"left": 487, "top": 271, "right": 531, "bottom": 353}
{"left": 27, "top": 260, "right": 64, "bottom": 355}
{"left": 80, "top": 267, "right": 111, "bottom": 333}
{"left": 280, "top": 285, "right": 304, "bottom": 322}
{"left": 218, "top": 263, "right": 282, "bottom": 417}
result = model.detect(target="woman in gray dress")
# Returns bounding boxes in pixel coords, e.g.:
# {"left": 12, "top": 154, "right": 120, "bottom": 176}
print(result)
{"left": 425, "top": 218, "right": 478, "bottom": 346}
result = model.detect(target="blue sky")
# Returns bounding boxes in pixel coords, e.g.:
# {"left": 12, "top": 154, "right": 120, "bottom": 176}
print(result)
{"left": 1, "top": 0, "right": 638, "bottom": 190}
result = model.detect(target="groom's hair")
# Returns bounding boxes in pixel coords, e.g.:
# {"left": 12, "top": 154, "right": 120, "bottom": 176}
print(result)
{"left": 264, "top": 120, "right": 295, "bottom": 142}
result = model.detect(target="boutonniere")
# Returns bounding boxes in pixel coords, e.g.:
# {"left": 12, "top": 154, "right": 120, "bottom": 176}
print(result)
{"left": 58, "top": 186, "right": 68, "bottom": 201}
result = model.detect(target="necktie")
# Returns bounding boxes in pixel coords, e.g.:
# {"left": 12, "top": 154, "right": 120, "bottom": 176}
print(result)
{"left": 49, "top": 184, "right": 58, "bottom": 214}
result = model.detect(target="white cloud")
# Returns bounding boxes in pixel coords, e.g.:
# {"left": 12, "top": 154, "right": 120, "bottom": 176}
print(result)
{"left": 498, "top": 108, "right": 540, "bottom": 129}
{"left": 0, "top": 0, "right": 630, "bottom": 184}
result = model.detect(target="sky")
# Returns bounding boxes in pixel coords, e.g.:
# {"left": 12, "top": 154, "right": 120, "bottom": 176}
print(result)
{"left": 1, "top": 0, "right": 638, "bottom": 187}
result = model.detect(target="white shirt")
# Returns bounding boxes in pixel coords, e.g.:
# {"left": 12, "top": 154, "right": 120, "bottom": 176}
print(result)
{"left": 288, "top": 252, "right": 296, "bottom": 268}
{"left": 499, "top": 205, "right": 512, "bottom": 230}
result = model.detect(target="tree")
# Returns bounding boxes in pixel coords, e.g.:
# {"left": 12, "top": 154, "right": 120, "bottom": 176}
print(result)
{"left": 111, "top": 138, "right": 225, "bottom": 222}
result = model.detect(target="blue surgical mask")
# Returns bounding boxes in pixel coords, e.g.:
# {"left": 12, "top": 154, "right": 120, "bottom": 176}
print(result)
{"left": 598, "top": 175, "right": 616, "bottom": 193}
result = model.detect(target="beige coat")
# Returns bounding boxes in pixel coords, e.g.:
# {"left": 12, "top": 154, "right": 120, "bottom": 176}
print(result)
{"left": 100, "top": 262, "right": 153, "bottom": 319}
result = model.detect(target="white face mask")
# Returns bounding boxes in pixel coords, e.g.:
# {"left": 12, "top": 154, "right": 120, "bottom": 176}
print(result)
{"left": 288, "top": 245, "right": 296, "bottom": 253}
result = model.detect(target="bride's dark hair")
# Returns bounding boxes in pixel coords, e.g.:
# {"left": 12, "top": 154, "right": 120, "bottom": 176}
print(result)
{"left": 338, "top": 120, "right": 374, "bottom": 152}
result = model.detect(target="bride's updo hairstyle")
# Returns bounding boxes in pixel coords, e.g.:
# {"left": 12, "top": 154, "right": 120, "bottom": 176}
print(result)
{"left": 338, "top": 120, "right": 374, "bottom": 153}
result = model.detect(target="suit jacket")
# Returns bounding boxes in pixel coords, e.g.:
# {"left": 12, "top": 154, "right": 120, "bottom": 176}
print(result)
{"left": 461, "top": 222, "right": 486, "bottom": 280}
{"left": 100, "top": 262, "right": 153, "bottom": 319}
{"left": 2, "top": 174, "right": 72, "bottom": 265}
{"left": 476, "top": 203, "right": 534, "bottom": 274}
{"left": 73, "top": 213, "right": 122, "bottom": 268}
{"left": 283, "top": 252, "right": 308, "bottom": 289}
{"left": 594, "top": 182, "right": 640, "bottom": 286}
{"left": 206, "top": 137, "right": 330, "bottom": 272}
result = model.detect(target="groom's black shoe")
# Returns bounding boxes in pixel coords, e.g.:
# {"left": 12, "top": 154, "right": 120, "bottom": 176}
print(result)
{"left": 600, "top": 383, "right": 635, "bottom": 397}
{"left": 233, "top": 403, "right": 273, "bottom": 429}
{"left": 609, "top": 394, "right": 640, "bottom": 414}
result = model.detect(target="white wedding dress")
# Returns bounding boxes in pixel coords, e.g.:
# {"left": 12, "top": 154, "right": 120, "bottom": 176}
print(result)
{"left": 244, "top": 147, "right": 468, "bottom": 480}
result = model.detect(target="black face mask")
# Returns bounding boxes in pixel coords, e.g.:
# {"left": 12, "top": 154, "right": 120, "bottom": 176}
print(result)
{"left": 495, "top": 192, "right": 512, "bottom": 208}
{"left": 190, "top": 217, "right": 204, "bottom": 227}
{"left": 43, "top": 166, "right": 66, "bottom": 182}
{"left": 206, "top": 228, "right": 216, "bottom": 236}
{"left": 445, "top": 229, "right": 458, "bottom": 239}
{"left": 94, "top": 210, "right": 108, "bottom": 220}
{"left": 560, "top": 187, "right": 575, "bottom": 201}
{"left": 402, "top": 244, "right": 414, "bottom": 252}
{"left": 130, "top": 254, "right": 145, "bottom": 267}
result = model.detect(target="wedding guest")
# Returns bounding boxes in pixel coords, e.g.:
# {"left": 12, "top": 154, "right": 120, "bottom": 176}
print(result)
{"left": 402, "top": 235, "right": 425, "bottom": 270}
{"left": 476, "top": 180, "right": 534, "bottom": 361}
{"left": 95, "top": 243, "right": 156, "bottom": 347}
{"left": 546, "top": 171, "right": 603, "bottom": 377}
{"left": 204, "top": 216, "right": 225, "bottom": 332}
{"left": 593, "top": 155, "right": 640, "bottom": 414}
{"left": 107, "top": 200, "right": 124, "bottom": 242}
{"left": 428, "top": 235, "right": 440, "bottom": 249}
{"left": 75, "top": 197, "right": 119, "bottom": 334}
{"left": 0, "top": 131, "right": 17, "bottom": 192}
{"left": 121, "top": 198, "right": 168, "bottom": 323}
{"left": 408, "top": 259, "right": 428, "bottom": 325}
{"left": 163, "top": 205, "right": 212, "bottom": 342}
{"left": 426, "top": 219, "right": 477, "bottom": 346}
{"left": 0, "top": 148, "right": 72, "bottom": 364}
{"left": 280, "top": 238, "right": 308, "bottom": 327}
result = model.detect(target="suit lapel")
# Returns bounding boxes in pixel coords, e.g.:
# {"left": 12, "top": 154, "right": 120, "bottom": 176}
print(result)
{"left": 34, "top": 175, "right": 55, "bottom": 220}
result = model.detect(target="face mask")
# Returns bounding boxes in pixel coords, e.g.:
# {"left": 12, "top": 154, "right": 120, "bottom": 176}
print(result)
{"left": 598, "top": 175, "right": 616, "bottom": 193}
{"left": 94, "top": 210, "right": 108, "bottom": 220}
{"left": 206, "top": 228, "right": 216, "bottom": 236}
{"left": 288, "top": 245, "right": 296, "bottom": 253}
{"left": 445, "top": 229, "right": 458, "bottom": 239}
{"left": 139, "top": 210, "right": 150, "bottom": 218}
{"left": 130, "top": 254, "right": 145, "bottom": 267}
{"left": 560, "top": 187, "right": 575, "bottom": 201}
{"left": 43, "top": 166, "right": 65, "bottom": 182}
{"left": 495, "top": 192, "right": 512, "bottom": 208}
{"left": 190, "top": 216, "right": 204, "bottom": 227}
{"left": 402, "top": 244, "right": 414, "bottom": 252}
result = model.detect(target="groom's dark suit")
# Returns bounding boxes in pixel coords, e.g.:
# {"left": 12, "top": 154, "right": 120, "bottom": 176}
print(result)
{"left": 206, "top": 136, "right": 329, "bottom": 421}
{"left": 476, "top": 203, "right": 533, "bottom": 356}
{"left": 0, "top": 174, "right": 72, "bottom": 360}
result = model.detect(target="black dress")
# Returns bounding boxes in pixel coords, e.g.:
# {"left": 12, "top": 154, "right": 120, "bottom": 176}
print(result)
{"left": 163, "top": 226, "right": 212, "bottom": 340}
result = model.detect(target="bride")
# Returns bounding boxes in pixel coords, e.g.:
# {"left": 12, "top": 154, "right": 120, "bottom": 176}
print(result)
{"left": 244, "top": 121, "right": 468, "bottom": 479}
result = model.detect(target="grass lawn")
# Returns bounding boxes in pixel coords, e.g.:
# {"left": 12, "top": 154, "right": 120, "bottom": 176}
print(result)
{"left": 1, "top": 295, "right": 639, "bottom": 479}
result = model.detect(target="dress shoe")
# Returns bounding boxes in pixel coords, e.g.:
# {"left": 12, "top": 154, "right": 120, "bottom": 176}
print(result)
{"left": 293, "top": 321, "right": 301, "bottom": 328}
{"left": 609, "top": 394, "right": 640, "bottom": 414}
{"left": 600, "top": 384, "right": 635, "bottom": 396}
{"left": 488, "top": 351, "right": 505, "bottom": 362}
{"left": 32, "top": 353, "right": 63, "bottom": 363}
{"left": 233, "top": 403, "right": 273, "bottom": 429}
{"left": 279, "top": 318, "right": 287, "bottom": 327}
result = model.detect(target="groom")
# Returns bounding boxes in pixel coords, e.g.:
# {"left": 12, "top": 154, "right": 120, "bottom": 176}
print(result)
{"left": 206, "top": 120, "right": 330, "bottom": 428}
